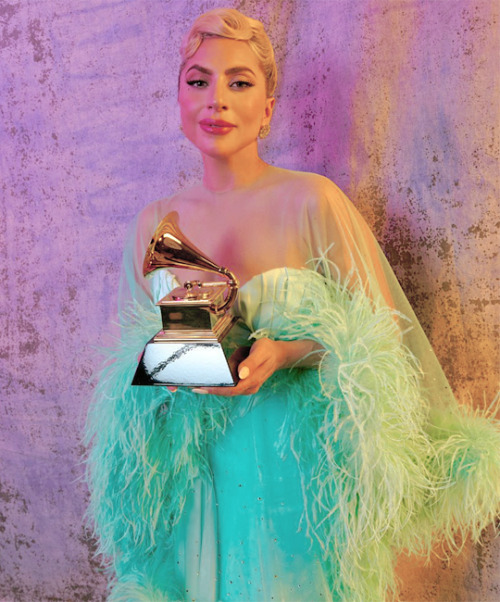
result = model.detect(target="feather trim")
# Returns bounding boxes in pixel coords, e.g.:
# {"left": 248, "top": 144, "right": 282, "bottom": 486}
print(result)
{"left": 424, "top": 398, "right": 500, "bottom": 550}
{"left": 107, "top": 571, "right": 178, "bottom": 602}
{"left": 248, "top": 267, "right": 499, "bottom": 600}
{"left": 85, "top": 267, "right": 500, "bottom": 601}
{"left": 250, "top": 268, "right": 431, "bottom": 599}
{"left": 108, "top": 581, "right": 172, "bottom": 602}
{"left": 85, "top": 301, "right": 232, "bottom": 586}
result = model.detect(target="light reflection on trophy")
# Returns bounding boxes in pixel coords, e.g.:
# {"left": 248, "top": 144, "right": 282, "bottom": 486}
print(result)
{"left": 132, "top": 211, "right": 240, "bottom": 387}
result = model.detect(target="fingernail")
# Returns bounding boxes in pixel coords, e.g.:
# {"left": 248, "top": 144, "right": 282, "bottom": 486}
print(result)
{"left": 167, "top": 386, "right": 178, "bottom": 393}
{"left": 192, "top": 388, "right": 208, "bottom": 394}
{"left": 238, "top": 366, "right": 250, "bottom": 380}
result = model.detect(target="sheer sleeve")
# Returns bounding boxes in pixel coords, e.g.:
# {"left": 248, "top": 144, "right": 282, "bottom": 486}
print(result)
{"left": 86, "top": 174, "right": 499, "bottom": 601}
{"left": 295, "top": 175, "right": 459, "bottom": 414}
{"left": 118, "top": 198, "right": 179, "bottom": 317}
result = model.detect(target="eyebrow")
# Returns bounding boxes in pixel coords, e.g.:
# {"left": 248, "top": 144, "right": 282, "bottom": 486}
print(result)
{"left": 185, "top": 65, "right": 257, "bottom": 77}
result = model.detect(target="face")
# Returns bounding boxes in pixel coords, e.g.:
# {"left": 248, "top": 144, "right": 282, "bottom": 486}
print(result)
{"left": 178, "top": 37, "right": 274, "bottom": 160}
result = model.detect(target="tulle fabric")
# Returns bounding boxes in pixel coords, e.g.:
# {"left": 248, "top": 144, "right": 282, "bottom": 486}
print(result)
{"left": 86, "top": 169, "right": 499, "bottom": 601}
{"left": 118, "top": 168, "right": 458, "bottom": 415}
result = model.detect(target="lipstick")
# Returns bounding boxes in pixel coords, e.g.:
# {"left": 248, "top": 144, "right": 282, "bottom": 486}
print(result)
{"left": 199, "top": 119, "right": 235, "bottom": 135}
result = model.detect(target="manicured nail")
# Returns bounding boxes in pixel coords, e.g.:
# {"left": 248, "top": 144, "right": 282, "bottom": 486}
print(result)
{"left": 192, "top": 388, "right": 208, "bottom": 394}
{"left": 238, "top": 366, "right": 250, "bottom": 380}
{"left": 167, "top": 386, "right": 178, "bottom": 393}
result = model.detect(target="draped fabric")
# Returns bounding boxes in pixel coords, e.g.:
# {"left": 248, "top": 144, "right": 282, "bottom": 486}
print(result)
{"left": 86, "top": 171, "right": 500, "bottom": 600}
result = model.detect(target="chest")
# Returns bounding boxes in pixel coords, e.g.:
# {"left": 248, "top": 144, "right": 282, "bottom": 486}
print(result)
{"left": 168, "top": 197, "right": 307, "bottom": 286}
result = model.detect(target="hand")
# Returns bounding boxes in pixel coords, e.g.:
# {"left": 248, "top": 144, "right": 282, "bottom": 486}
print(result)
{"left": 192, "top": 338, "right": 284, "bottom": 397}
{"left": 192, "top": 337, "right": 322, "bottom": 397}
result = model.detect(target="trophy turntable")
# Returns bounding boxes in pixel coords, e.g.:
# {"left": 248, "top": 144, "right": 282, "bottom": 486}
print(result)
{"left": 132, "top": 212, "right": 241, "bottom": 387}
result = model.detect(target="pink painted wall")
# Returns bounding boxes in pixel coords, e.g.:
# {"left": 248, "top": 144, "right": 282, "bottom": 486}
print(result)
{"left": 1, "top": 0, "right": 498, "bottom": 599}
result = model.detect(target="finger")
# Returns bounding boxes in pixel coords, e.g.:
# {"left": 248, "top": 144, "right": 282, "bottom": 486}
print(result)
{"left": 238, "top": 365, "right": 250, "bottom": 380}
{"left": 193, "top": 377, "right": 260, "bottom": 397}
{"left": 191, "top": 340, "right": 275, "bottom": 397}
{"left": 227, "top": 346, "right": 251, "bottom": 378}
{"left": 236, "top": 340, "right": 270, "bottom": 380}
{"left": 211, "top": 362, "right": 275, "bottom": 397}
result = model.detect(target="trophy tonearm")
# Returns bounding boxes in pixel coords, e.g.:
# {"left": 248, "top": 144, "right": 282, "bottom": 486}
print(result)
{"left": 132, "top": 211, "right": 241, "bottom": 387}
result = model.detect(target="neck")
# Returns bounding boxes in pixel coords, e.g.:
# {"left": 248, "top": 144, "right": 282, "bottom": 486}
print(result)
{"left": 202, "top": 146, "right": 269, "bottom": 193}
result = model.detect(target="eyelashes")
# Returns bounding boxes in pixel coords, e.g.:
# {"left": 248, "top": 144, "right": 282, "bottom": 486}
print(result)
{"left": 186, "top": 79, "right": 208, "bottom": 87}
{"left": 185, "top": 79, "right": 255, "bottom": 89}
{"left": 230, "top": 80, "right": 254, "bottom": 89}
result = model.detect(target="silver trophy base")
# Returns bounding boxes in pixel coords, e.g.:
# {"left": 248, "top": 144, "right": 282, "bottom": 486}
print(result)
{"left": 132, "top": 338, "right": 237, "bottom": 387}
{"left": 132, "top": 314, "right": 240, "bottom": 387}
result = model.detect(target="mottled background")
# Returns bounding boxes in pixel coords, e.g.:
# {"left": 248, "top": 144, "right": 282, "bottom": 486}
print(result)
{"left": 1, "top": 0, "right": 498, "bottom": 600}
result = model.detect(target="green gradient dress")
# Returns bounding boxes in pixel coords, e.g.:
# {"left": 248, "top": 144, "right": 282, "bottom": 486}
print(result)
{"left": 86, "top": 169, "right": 500, "bottom": 601}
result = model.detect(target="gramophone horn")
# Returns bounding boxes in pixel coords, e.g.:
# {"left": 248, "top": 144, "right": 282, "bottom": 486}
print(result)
{"left": 143, "top": 211, "right": 238, "bottom": 313}
{"left": 143, "top": 211, "right": 218, "bottom": 275}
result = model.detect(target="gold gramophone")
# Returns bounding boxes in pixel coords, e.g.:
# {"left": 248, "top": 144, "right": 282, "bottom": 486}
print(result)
{"left": 132, "top": 211, "right": 241, "bottom": 387}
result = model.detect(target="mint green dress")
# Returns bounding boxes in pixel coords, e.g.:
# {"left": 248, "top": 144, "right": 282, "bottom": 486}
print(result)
{"left": 85, "top": 170, "right": 500, "bottom": 601}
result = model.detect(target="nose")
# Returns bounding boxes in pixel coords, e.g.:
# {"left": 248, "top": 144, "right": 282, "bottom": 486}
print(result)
{"left": 208, "top": 79, "right": 228, "bottom": 111}
{"left": 209, "top": 99, "right": 227, "bottom": 111}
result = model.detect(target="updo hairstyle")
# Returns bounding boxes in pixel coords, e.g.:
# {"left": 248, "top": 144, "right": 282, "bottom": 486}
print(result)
{"left": 180, "top": 8, "right": 277, "bottom": 98}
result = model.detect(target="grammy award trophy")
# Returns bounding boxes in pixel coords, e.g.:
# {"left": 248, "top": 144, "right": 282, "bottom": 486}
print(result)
{"left": 132, "top": 212, "right": 241, "bottom": 387}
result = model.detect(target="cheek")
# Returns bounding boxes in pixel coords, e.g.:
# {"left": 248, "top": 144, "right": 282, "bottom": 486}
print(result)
{"left": 178, "top": 89, "right": 198, "bottom": 117}
{"left": 245, "top": 97, "right": 269, "bottom": 125}
{"left": 178, "top": 96, "right": 191, "bottom": 117}
{"left": 179, "top": 99, "right": 197, "bottom": 132}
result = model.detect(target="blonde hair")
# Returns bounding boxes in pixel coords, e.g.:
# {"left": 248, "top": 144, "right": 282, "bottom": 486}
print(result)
{"left": 180, "top": 8, "right": 277, "bottom": 97}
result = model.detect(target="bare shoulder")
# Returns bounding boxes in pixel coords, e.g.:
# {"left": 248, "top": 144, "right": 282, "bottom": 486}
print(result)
{"left": 135, "top": 191, "right": 179, "bottom": 227}
{"left": 133, "top": 185, "right": 203, "bottom": 234}
{"left": 126, "top": 194, "right": 176, "bottom": 258}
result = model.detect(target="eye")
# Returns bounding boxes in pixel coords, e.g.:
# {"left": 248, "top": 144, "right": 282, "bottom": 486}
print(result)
{"left": 230, "top": 79, "right": 254, "bottom": 89}
{"left": 186, "top": 79, "right": 208, "bottom": 88}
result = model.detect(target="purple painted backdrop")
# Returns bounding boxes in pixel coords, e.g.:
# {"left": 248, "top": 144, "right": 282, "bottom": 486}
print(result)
{"left": 1, "top": 0, "right": 498, "bottom": 600}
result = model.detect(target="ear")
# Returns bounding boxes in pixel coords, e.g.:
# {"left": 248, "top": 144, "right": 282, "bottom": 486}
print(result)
{"left": 262, "top": 97, "right": 275, "bottom": 126}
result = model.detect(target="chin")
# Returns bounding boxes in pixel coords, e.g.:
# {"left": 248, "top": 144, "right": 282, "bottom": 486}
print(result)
{"left": 197, "top": 139, "right": 259, "bottom": 161}
{"left": 202, "top": 147, "right": 238, "bottom": 160}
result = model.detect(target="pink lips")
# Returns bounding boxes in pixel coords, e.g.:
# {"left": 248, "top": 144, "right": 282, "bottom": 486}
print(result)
{"left": 199, "top": 119, "right": 236, "bottom": 135}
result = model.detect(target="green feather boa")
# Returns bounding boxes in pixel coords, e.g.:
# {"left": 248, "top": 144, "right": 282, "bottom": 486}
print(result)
{"left": 85, "top": 267, "right": 499, "bottom": 601}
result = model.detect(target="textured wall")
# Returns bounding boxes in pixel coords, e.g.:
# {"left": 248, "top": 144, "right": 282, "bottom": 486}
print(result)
{"left": 0, "top": 0, "right": 498, "bottom": 600}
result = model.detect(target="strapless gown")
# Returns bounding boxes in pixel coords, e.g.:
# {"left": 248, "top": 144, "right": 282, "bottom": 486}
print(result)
{"left": 86, "top": 267, "right": 500, "bottom": 601}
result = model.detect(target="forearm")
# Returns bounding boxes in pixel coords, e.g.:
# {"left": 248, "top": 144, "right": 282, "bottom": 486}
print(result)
{"left": 273, "top": 338, "right": 324, "bottom": 370}
{"left": 192, "top": 337, "right": 324, "bottom": 396}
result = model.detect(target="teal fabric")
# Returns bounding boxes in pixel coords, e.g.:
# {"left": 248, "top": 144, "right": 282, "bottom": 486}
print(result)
{"left": 179, "top": 391, "right": 331, "bottom": 601}
{"left": 86, "top": 267, "right": 500, "bottom": 602}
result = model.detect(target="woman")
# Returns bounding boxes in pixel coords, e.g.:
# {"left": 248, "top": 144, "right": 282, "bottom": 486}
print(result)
{"left": 86, "top": 8, "right": 500, "bottom": 601}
